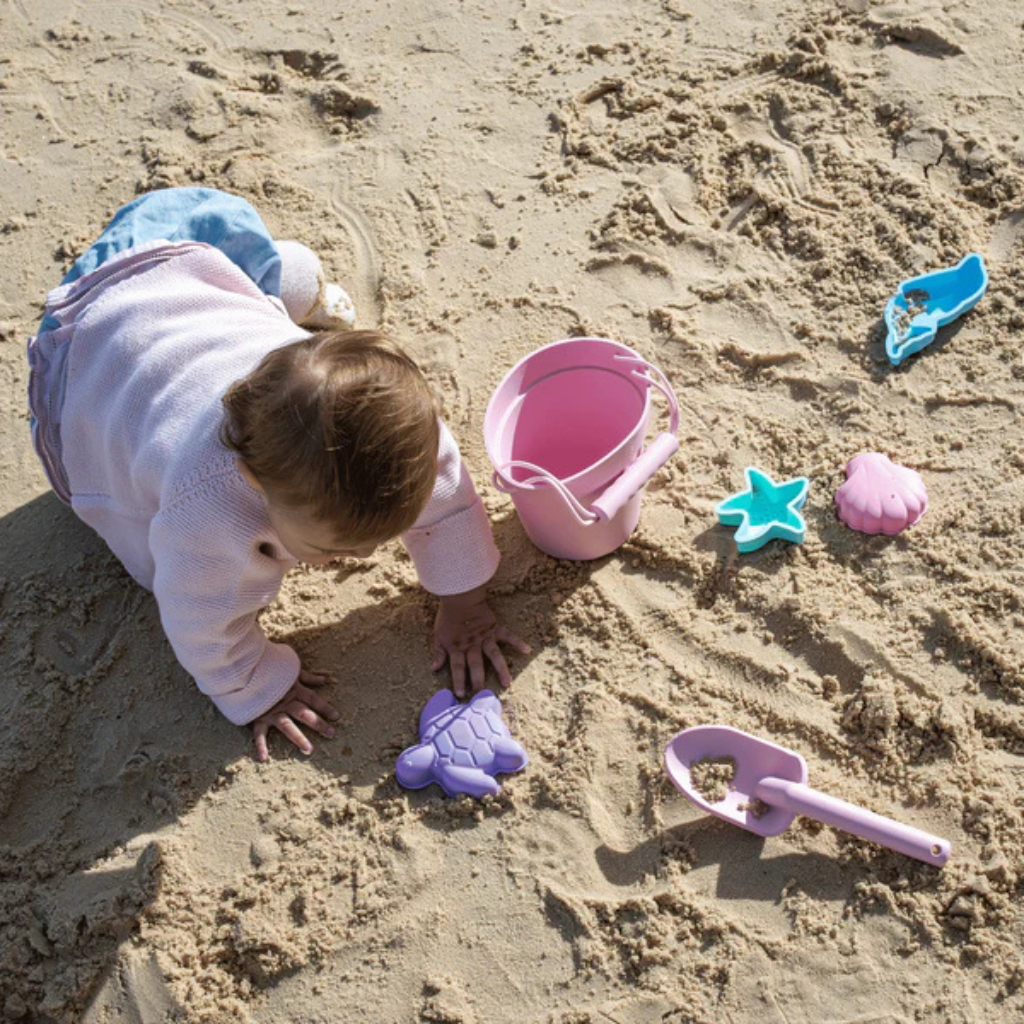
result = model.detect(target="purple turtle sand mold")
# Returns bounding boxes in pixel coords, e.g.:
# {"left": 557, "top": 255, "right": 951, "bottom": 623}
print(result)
{"left": 395, "top": 689, "right": 528, "bottom": 798}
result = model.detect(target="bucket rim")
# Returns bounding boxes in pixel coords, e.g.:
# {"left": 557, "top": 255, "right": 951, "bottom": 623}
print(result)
{"left": 485, "top": 336, "right": 653, "bottom": 491}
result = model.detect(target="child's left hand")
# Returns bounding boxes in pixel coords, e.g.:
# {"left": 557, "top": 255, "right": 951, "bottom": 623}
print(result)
{"left": 431, "top": 585, "right": 530, "bottom": 698}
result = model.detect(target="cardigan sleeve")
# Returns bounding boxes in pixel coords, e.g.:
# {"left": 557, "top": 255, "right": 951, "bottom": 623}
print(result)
{"left": 401, "top": 421, "right": 500, "bottom": 596}
{"left": 149, "top": 470, "right": 300, "bottom": 725}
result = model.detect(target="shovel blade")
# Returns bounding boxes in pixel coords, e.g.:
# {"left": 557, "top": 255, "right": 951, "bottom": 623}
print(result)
{"left": 664, "top": 725, "right": 808, "bottom": 837}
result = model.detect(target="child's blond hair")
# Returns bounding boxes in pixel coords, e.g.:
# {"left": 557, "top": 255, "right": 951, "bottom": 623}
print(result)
{"left": 221, "top": 329, "right": 440, "bottom": 543}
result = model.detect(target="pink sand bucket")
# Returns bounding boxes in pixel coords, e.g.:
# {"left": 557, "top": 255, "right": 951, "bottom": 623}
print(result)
{"left": 484, "top": 337, "right": 680, "bottom": 560}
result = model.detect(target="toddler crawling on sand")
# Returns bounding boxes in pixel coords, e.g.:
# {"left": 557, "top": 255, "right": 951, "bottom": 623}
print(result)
{"left": 27, "top": 187, "right": 528, "bottom": 760}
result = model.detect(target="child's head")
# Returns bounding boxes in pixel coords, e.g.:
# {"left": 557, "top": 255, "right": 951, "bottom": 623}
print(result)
{"left": 221, "top": 329, "right": 440, "bottom": 564}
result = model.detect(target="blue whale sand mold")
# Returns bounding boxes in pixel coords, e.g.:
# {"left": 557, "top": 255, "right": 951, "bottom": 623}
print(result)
{"left": 884, "top": 253, "right": 988, "bottom": 366}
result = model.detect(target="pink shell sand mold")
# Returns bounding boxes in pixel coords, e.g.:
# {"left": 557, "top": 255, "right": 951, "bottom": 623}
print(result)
{"left": 395, "top": 689, "right": 528, "bottom": 799}
{"left": 835, "top": 452, "right": 928, "bottom": 536}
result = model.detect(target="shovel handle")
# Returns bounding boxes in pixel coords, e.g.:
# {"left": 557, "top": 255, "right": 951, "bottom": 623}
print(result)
{"left": 754, "top": 777, "right": 951, "bottom": 868}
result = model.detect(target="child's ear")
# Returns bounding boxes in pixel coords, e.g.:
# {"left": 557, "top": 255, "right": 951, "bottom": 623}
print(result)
{"left": 236, "top": 458, "right": 265, "bottom": 494}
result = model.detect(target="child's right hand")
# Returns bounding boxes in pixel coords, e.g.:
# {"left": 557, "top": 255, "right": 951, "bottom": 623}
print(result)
{"left": 252, "top": 669, "right": 341, "bottom": 761}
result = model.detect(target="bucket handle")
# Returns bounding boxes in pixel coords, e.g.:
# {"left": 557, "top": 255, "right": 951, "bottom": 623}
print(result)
{"left": 493, "top": 356, "right": 681, "bottom": 526}
{"left": 614, "top": 354, "right": 681, "bottom": 435}
{"left": 493, "top": 460, "right": 601, "bottom": 527}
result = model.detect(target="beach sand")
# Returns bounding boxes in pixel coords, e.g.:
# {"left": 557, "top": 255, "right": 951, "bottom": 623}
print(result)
{"left": 1, "top": 0, "right": 1022, "bottom": 1021}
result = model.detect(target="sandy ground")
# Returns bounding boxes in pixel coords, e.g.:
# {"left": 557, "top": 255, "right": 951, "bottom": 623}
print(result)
{"left": 2, "top": 0, "right": 1023, "bottom": 1021}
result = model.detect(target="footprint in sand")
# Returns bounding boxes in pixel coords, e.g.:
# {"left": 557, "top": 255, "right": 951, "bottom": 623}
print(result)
{"left": 328, "top": 191, "right": 383, "bottom": 323}
{"left": 83, "top": 950, "right": 180, "bottom": 1024}
{"left": 79, "top": 1, "right": 242, "bottom": 71}
{"left": 267, "top": 49, "right": 348, "bottom": 81}
{"left": 989, "top": 209, "right": 1024, "bottom": 265}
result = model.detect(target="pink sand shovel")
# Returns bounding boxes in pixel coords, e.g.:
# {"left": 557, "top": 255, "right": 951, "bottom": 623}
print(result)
{"left": 664, "top": 725, "right": 951, "bottom": 867}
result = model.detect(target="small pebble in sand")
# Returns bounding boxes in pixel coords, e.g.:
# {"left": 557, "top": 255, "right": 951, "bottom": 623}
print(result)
{"left": 250, "top": 836, "right": 281, "bottom": 868}
{"left": 688, "top": 756, "right": 736, "bottom": 803}
{"left": 4, "top": 994, "right": 28, "bottom": 1019}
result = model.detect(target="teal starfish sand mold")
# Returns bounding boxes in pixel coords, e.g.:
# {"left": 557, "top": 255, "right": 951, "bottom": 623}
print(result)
{"left": 716, "top": 468, "right": 809, "bottom": 553}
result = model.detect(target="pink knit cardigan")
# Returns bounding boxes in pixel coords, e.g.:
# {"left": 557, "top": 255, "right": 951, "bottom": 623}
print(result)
{"left": 28, "top": 241, "right": 500, "bottom": 725}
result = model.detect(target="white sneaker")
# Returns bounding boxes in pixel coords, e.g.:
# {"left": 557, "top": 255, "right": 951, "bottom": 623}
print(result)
{"left": 303, "top": 282, "right": 357, "bottom": 329}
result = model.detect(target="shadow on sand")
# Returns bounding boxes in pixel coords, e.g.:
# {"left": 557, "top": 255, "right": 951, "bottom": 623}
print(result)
{"left": 0, "top": 496, "right": 575, "bottom": 1021}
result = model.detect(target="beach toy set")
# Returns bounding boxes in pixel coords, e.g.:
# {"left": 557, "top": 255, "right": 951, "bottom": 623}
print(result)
{"left": 397, "top": 259, "right": 977, "bottom": 856}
